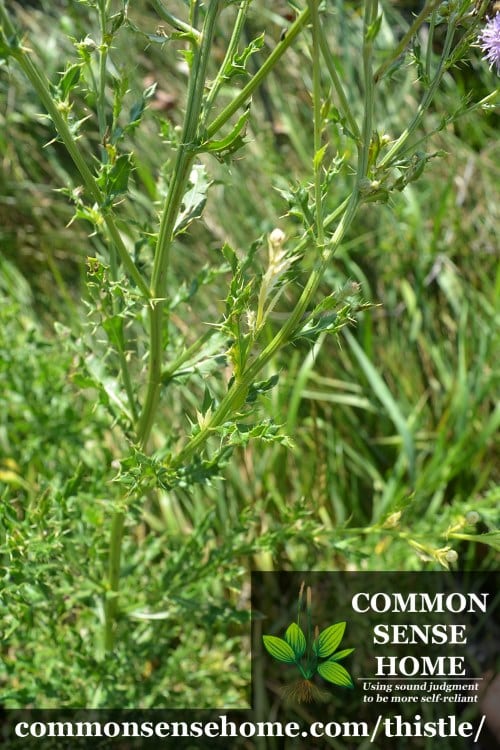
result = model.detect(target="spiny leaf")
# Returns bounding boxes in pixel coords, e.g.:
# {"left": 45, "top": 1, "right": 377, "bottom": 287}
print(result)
{"left": 174, "top": 164, "right": 211, "bottom": 235}
{"left": 223, "top": 33, "right": 265, "bottom": 80}
{"left": 221, "top": 243, "right": 238, "bottom": 273}
{"left": 226, "top": 420, "right": 293, "bottom": 449}
{"left": 313, "top": 144, "right": 328, "bottom": 171}
{"left": 199, "top": 107, "right": 250, "bottom": 162}
{"left": 57, "top": 63, "right": 82, "bottom": 101}
{"left": 97, "top": 153, "right": 133, "bottom": 200}
{"left": 126, "top": 82, "right": 157, "bottom": 133}
{"left": 366, "top": 14, "right": 383, "bottom": 42}
{"left": 246, "top": 374, "right": 280, "bottom": 404}
{"left": 109, "top": 10, "right": 126, "bottom": 34}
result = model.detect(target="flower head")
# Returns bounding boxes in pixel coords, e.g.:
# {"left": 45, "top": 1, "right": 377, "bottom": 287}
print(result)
{"left": 477, "top": 13, "right": 500, "bottom": 75}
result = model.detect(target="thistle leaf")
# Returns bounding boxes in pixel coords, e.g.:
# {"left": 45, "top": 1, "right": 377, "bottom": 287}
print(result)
{"left": 199, "top": 107, "right": 250, "bottom": 162}
{"left": 174, "top": 164, "right": 211, "bottom": 235}
{"left": 57, "top": 63, "right": 82, "bottom": 101}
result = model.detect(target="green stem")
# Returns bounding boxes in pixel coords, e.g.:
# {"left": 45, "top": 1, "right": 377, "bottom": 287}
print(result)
{"left": 205, "top": 6, "right": 311, "bottom": 139}
{"left": 360, "top": 0, "right": 378, "bottom": 179}
{"left": 171, "top": 191, "right": 362, "bottom": 469}
{"left": 0, "top": 4, "right": 150, "bottom": 299}
{"left": 378, "top": 19, "right": 456, "bottom": 169}
{"left": 97, "top": 0, "right": 110, "bottom": 148}
{"left": 202, "top": 0, "right": 251, "bottom": 120}
{"left": 317, "top": 23, "right": 361, "bottom": 141}
{"left": 308, "top": 0, "right": 325, "bottom": 247}
{"left": 425, "top": 8, "right": 437, "bottom": 80}
{"left": 151, "top": 0, "right": 202, "bottom": 42}
{"left": 374, "top": 0, "right": 441, "bottom": 83}
{"left": 160, "top": 327, "right": 215, "bottom": 383}
{"left": 118, "top": 347, "right": 138, "bottom": 423}
{"left": 136, "top": 0, "right": 221, "bottom": 448}
{"left": 136, "top": 300, "right": 164, "bottom": 446}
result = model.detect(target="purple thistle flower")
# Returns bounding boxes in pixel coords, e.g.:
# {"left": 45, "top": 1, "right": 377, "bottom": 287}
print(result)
{"left": 477, "top": 12, "right": 500, "bottom": 75}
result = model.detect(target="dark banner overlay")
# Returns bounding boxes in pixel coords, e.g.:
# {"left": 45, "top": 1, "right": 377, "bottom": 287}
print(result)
{"left": 1, "top": 571, "right": 498, "bottom": 749}
{"left": 252, "top": 571, "right": 499, "bottom": 749}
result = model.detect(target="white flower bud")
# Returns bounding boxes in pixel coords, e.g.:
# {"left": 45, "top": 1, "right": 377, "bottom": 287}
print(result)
{"left": 269, "top": 228, "right": 285, "bottom": 247}
{"left": 445, "top": 549, "right": 458, "bottom": 564}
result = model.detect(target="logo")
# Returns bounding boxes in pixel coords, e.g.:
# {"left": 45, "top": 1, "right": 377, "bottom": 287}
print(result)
{"left": 262, "top": 582, "right": 355, "bottom": 704}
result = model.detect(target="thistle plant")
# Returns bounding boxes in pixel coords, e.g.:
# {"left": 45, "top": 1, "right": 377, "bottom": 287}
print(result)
{"left": 0, "top": 0, "right": 497, "bottom": 684}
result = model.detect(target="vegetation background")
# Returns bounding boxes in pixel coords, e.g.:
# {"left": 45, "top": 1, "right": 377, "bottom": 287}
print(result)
{"left": 0, "top": 0, "right": 498, "bottom": 712}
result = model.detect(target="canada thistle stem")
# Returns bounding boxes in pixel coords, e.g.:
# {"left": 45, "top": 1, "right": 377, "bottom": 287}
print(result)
{"left": 136, "top": 0, "right": 222, "bottom": 450}
{"left": 105, "top": 0, "right": 222, "bottom": 653}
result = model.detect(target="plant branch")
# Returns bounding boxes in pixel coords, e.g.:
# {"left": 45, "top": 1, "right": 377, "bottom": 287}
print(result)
{"left": 97, "top": 0, "right": 110, "bottom": 148}
{"left": 317, "top": 22, "right": 361, "bottom": 142}
{"left": 374, "top": 0, "right": 442, "bottom": 83}
{"left": 136, "top": 0, "right": 222, "bottom": 448}
{"left": 170, "top": 191, "right": 362, "bottom": 469}
{"left": 378, "top": 17, "right": 456, "bottom": 169}
{"left": 359, "top": 0, "right": 378, "bottom": 179}
{"left": 308, "top": 0, "right": 325, "bottom": 247}
{"left": 202, "top": 0, "right": 251, "bottom": 119}
{"left": 151, "top": 0, "right": 202, "bottom": 42}
{"left": 205, "top": 6, "right": 311, "bottom": 139}
{"left": 0, "top": 3, "right": 150, "bottom": 299}
{"left": 166, "top": 2, "right": 387, "bottom": 470}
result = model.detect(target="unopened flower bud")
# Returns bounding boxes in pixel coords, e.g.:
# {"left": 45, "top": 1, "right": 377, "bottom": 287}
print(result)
{"left": 445, "top": 549, "right": 458, "bottom": 564}
{"left": 269, "top": 228, "right": 286, "bottom": 248}
{"left": 383, "top": 511, "right": 402, "bottom": 529}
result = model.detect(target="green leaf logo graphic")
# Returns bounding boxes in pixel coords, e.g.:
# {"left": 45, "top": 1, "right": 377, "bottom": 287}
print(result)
{"left": 327, "top": 647, "right": 355, "bottom": 662}
{"left": 317, "top": 660, "right": 354, "bottom": 688}
{"left": 262, "top": 635, "right": 297, "bottom": 663}
{"left": 313, "top": 621, "right": 346, "bottom": 658}
{"left": 262, "top": 586, "right": 355, "bottom": 702}
{"left": 285, "top": 622, "right": 307, "bottom": 658}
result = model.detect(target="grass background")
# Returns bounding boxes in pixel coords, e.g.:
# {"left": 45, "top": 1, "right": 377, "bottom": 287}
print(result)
{"left": 0, "top": 0, "right": 499, "bottom": 710}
